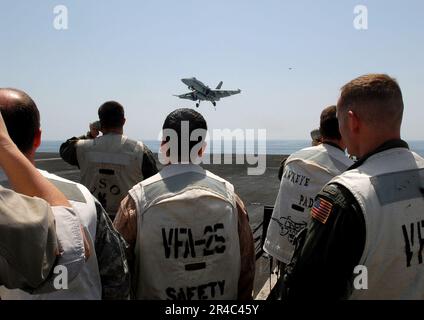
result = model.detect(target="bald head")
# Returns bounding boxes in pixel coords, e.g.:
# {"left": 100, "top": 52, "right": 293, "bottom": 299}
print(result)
{"left": 0, "top": 88, "right": 40, "bottom": 154}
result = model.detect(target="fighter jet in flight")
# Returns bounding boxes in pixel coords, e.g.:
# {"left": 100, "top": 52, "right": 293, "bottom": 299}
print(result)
{"left": 174, "top": 77, "right": 241, "bottom": 109}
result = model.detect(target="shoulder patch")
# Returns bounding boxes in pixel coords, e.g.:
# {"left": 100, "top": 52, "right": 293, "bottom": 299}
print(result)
{"left": 311, "top": 197, "right": 333, "bottom": 224}
{"left": 320, "top": 183, "right": 348, "bottom": 206}
{"left": 321, "top": 183, "right": 339, "bottom": 197}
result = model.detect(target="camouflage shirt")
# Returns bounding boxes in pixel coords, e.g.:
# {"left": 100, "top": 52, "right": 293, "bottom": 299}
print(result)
{"left": 94, "top": 200, "right": 130, "bottom": 300}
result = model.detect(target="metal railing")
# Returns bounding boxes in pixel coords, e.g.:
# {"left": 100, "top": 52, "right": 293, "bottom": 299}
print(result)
{"left": 253, "top": 205, "right": 274, "bottom": 260}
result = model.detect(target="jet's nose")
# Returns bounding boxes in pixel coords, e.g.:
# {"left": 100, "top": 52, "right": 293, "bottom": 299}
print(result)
{"left": 181, "top": 77, "right": 196, "bottom": 84}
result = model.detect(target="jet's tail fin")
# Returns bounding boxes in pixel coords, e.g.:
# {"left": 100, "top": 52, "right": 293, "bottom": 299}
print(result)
{"left": 216, "top": 81, "right": 223, "bottom": 89}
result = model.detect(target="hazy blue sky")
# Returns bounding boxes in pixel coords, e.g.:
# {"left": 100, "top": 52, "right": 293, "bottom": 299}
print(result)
{"left": 1, "top": 0, "right": 423, "bottom": 140}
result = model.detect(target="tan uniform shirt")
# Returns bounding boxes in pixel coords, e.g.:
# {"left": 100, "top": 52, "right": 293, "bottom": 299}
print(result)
{"left": 0, "top": 186, "right": 58, "bottom": 290}
{"left": 114, "top": 193, "right": 255, "bottom": 300}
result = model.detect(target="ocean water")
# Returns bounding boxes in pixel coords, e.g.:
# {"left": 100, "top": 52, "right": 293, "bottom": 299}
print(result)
{"left": 39, "top": 139, "right": 424, "bottom": 157}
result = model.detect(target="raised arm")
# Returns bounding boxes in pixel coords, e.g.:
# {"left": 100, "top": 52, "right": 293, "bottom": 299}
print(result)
{"left": 0, "top": 112, "right": 70, "bottom": 207}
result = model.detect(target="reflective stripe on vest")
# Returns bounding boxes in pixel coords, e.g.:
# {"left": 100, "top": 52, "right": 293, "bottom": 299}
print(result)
{"left": 142, "top": 171, "right": 230, "bottom": 209}
{"left": 263, "top": 144, "right": 353, "bottom": 263}
{"left": 370, "top": 168, "right": 424, "bottom": 205}
{"left": 331, "top": 148, "right": 424, "bottom": 300}
{"left": 85, "top": 151, "right": 133, "bottom": 166}
{"left": 129, "top": 165, "right": 241, "bottom": 300}
{"left": 47, "top": 179, "right": 86, "bottom": 203}
{"left": 286, "top": 144, "right": 350, "bottom": 175}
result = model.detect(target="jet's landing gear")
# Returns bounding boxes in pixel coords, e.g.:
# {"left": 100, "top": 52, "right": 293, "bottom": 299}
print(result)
{"left": 212, "top": 101, "right": 216, "bottom": 110}
{"left": 196, "top": 100, "right": 200, "bottom": 108}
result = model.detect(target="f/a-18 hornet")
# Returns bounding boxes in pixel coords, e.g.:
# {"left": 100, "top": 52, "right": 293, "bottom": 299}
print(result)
{"left": 174, "top": 77, "right": 241, "bottom": 109}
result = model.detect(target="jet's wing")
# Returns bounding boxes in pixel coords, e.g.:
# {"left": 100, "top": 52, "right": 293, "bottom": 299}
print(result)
{"left": 174, "top": 92, "right": 197, "bottom": 101}
{"left": 212, "top": 89, "right": 241, "bottom": 98}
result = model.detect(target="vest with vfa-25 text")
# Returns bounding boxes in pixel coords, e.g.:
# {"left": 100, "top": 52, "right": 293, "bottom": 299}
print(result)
{"left": 129, "top": 164, "right": 241, "bottom": 300}
{"left": 76, "top": 134, "right": 144, "bottom": 217}
{"left": 264, "top": 143, "right": 353, "bottom": 263}
{"left": 331, "top": 148, "right": 424, "bottom": 300}
{"left": 0, "top": 170, "right": 101, "bottom": 300}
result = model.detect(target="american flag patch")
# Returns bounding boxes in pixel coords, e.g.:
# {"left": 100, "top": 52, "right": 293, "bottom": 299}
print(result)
{"left": 311, "top": 197, "right": 333, "bottom": 224}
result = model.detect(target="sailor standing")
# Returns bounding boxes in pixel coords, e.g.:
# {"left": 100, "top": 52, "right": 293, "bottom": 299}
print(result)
{"left": 113, "top": 108, "right": 255, "bottom": 300}
{"left": 0, "top": 89, "right": 129, "bottom": 299}
{"left": 60, "top": 101, "right": 158, "bottom": 220}
{"left": 285, "top": 74, "right": 424, "bottom": 300}
{"left": 264, "top": 106, "right": 353, "bottom": 265}
{"left": 0, "top": 109, "right": 87, "bottom": 292}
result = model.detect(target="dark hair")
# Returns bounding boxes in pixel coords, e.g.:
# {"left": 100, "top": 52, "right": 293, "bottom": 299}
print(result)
{"left": 310, "top": 128, "right": 322, "bottom": 141}
{"left": 162, "top": 108, "right": 207, "bottom": 161}
{"left": 98, "top": 101, "right": 125, "bottom": 129}
{"left": 319, "top": 105, "right": 341, "bottom": 140}
{"left": 338, "top": 74, "right": 403, "bottom": 128}
{"left": 0, "top": 88, "right": 40, "bottom": 153}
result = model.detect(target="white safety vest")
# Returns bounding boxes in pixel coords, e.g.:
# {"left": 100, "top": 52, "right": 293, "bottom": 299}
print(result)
{"left": 76, "top": 134, "right": 145, "bottom": 216}
{"left": 0, "top": 170, "right": 102, "bottom": 300}
{"left": 129, "top": 164, "right": 241, "bottom": 300}
{"left": 264, "top": 143, "right": 353, "bottom": 263}
{"left": 330, "top": 148, "right": 424, "bottom": 300}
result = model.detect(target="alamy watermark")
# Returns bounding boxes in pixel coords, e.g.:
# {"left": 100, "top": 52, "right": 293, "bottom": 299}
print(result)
{"left": 53, "top": 265, "right": 68, "bottom": 290}
{"left": 53, "top": 5, "right": 68, "bottom": 30}
{"left": 52, "top": 4, "right": 369, "bottom": 32}
{"left": 157, "top": 122, "right": 267, "bottom": 175}
{"left": 353, "top": 5, "right": 368, "bottom": 30}
{"left": 353, "top": 265, "right": 368, "bottom": 290}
